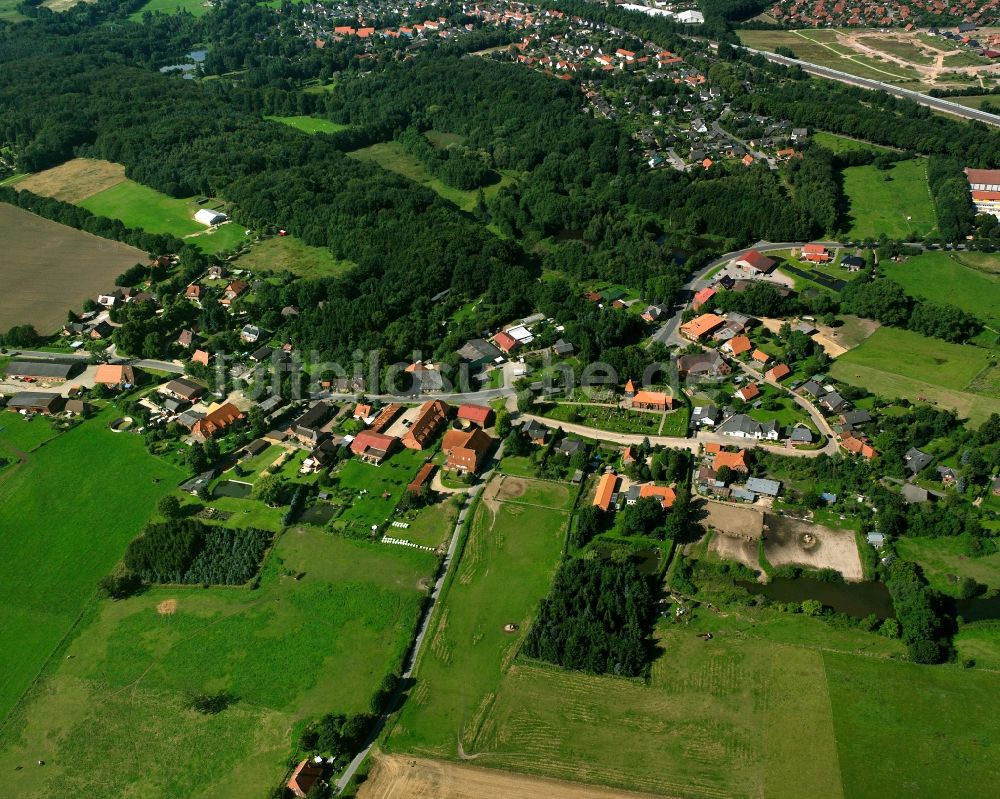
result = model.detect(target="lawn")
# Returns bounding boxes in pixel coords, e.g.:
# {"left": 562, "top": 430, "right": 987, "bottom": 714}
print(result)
{"left": 0, "top": 411, "right": 184, "bottom": 722}
{"left": 895, "top": 535, "right": 1000, "bottom": 595}
{"left": 386, "top": 477, "right": 569, "bottom": 758}
{"left": 395, "top": 498, "right": 459, "bottom": 550}
{"left": 79, "top": 178, "right": 247, "bottom": 254}
{"left": 129, "top": 0, "right": 211, "bottom": 17}
{"left": 232, "top": 234, "right": 355, "bottom": 279}
{"left": 265, "top": 115, "right": 351, "bottom": 135}
{"left": 830, "top": 326, "right": 1000, "bottom": 424}
{"left": 881, "top": 251, "right": 1000, "bottom": 327}
{"left": 348, "top": 140, "right": 517, "bottom": 213}
{"left": 0, "top": 529, "right": 437, "bottom": 799}
{"left": 393, "top": 525, "right": 1000, "bottom": 799}
{"left": 824, "top": 652, "right": 1000, "bottom": 798}
{"left": 841, "top": 158, "right": 937, "bottom": 239}
{"left": 333, "top": 447, "right": 429, "bottom": 532}
{"left": 0, "top": 0, "right": 25, "bottom": 20}
{"left": 812, "top": 131, "right": 891, "bottom": 155}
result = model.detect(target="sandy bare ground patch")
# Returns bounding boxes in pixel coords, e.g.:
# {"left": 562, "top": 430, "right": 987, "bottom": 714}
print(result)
{"left": 707, "top": 530, "right": 760, "bottom": 574}
{"left": 496, "top": 475, "right": 527, "bottom": 501}
{"left": 764, "top": 515, "right": 863, "bottom": 582}
{"left": 811, "top": 332, "right": 848, "bottom": 359}
{"left": 17, "top": 158, "right": 125, "bottom": 203}
{"left": 700, "top": 500, "right": 764, "bottom": 540}
{"left": 0, "top": 203, "right": 147, "bottom": 333}
{"left": 359, "top": 754, "right": 676, "bottom": 799}
{"left": 156, "top": 599, "right": 177, "bottom": 615}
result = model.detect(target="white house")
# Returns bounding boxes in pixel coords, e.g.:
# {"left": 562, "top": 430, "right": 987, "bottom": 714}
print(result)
{"left": 194, "top": 209, "right": 229, "bottom": 226}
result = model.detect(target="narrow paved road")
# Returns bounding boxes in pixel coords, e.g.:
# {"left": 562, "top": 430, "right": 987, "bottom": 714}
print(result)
{"left": 521, "top": 412, "right": 837, "bottom": 457}
{"left": 651, "top": 240, "right": 843, "bottom": 346}
{"left": 745, "top": 47, "right": 1000, "bottom": 127}
{"left": 334, "top": 445, "right": 503, "bottom": 793}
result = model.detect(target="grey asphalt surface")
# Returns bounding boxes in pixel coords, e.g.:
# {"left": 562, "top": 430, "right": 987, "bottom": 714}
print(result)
{"left": 746, "top": 47, "right": 1000, "bottom": 127}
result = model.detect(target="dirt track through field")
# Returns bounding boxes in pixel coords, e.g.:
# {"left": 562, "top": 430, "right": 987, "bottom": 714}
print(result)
{"left": 359, "top": 754, "right": 678, "bottom": 799}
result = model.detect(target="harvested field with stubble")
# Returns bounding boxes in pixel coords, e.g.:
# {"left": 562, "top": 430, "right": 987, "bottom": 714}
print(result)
{"left": 16, "top": 158, "right": 125, "bottom": 202}
{"left": 0, "top": 203, "right": 146, "bottom": 332}
{"left": 359, "top": 754, "right": 674, "bottom": 799}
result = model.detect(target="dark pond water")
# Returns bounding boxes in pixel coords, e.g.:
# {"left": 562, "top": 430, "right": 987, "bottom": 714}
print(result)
{"left": 213, "top": 480, "right": 253, "bottom": 499}
{"left": 738, "top": 577, "right": 895, "bottom": 619}
{"left": 738, "top": 577, "right": 1000, "bottom": 623}
{"left": 160, "top": 50, "right": 208, "bottom": 79}
{"left": 299, "top": 504, "right": 336, "bottom": 526}
{"left": 591, "top": 542, "right": 663, "bottom": 576}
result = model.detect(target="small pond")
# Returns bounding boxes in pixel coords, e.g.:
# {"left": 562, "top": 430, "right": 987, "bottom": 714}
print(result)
{"left": 299, "top": 504, "right": 336, "bottom": 526}
{"left": 213, "top": 480, "right": 252, "bottom": 499}
{"left": 738, "top": 577, "right": 1000, "bottom": 623}
{"left": 738, "top": 577, "right": 895, "bottom": 619}
{"left": 591, "top": 542, "right": 663, "bottom": 576}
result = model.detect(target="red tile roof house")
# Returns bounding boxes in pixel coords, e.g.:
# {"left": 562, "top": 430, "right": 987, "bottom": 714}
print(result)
{"left": 800, "top": 244, "right": 831, "bottom": 264}
{"left": 733, "top": 249, "right": 777, "bottom": 275}
{"left": 350, "top": 431, "right": 398, "bottom": 464}
{"left": 492, "top": 330, "right": 519, "bottom": 355}
{"left": 219, "top": 279, "right": 249, "bottom": 306}
{"left": 457, "top": 403, "right": 494, "bottom": 427}
{"left": 443, "top": 427, "right": 494, "bottom": 473}
{"left": 185, "top": 284, "right": 202, "bottom": 302}
{"left": 692, "top": 286, "right": 717, "bottom": 310}
{"left": 765, "top": 364, "right": 791, "bottom": 382}
{"left": 191, "top": 403, "right": 245, "bottom": 441}
{"left": 735, "top": 383, "right": 760, "bottom": 402}
{"left": 630, "top": 390, "right": 674, "bottom": 412}
{"left": 401, "top": 400, "right": 450, "bottom": 450}
{"left": 288, "top": 759, "right": 325, "bottom": 798}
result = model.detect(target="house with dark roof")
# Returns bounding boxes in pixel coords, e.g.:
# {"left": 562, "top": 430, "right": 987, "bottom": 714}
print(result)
{"left": 716, "top": 413, "right": 779, "bottom": 441}
{"left": 691, "top": 405, "right": 719, "bottom": 426}
{"left": 676, "top": 351, "right": 730, "bottom": 380}
{"left": 456, "top": 338, "right": 502, "bottom": 369}
{"left": 160, "top": 377, "right": 205, "bottom": 402}
{"left": 4, "top": 360, "right": 80, "bottom": 381}
{"left": 904, "top": 448, "right": 933, "bottom": 475}
{"left": 745, "top": 476, "right": 780, "bottom": 496}
{"left": 288, "top": 759, "right": 325, "bottom": 798}
{"left": 799, "top": 380, "right": 824, "bottom": 398}
{"left": 5, "top": 392, "right": 65, "bottom": 414}
{"left": 521, "top": 418, "right": 549, "bottom": 444}
{"left": 819, "top": 392, "right": 846, "bottom": 413}
{"left": 288, "top": 401, "right": 332, "bottom": 445}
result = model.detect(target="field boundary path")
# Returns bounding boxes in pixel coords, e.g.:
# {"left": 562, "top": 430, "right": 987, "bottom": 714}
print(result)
{"left": 334, "top": 444, "right": 505, "bottom": 793}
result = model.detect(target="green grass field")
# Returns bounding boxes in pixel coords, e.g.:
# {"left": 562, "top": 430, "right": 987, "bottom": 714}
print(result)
{"left": 348, "top": 141, "right": 516, "bottom": 213}
{"left": 334, "top": 447, "right": 429, "bottom": 532}
{"left": 265, "top": 115, "right": 351, "bottom": 135}
{"left": 895, "top": 535, "right": 1000, "bottom": 595}
{"left": 387, "top": 477, "right": 1000, "bottom": 798}
{"left": 0, "top": 0, "right": 25, "bottom": 21}
{"left": 825, "top": 652, "right": 1000, "bottom": 798}
{"left": 387, "top": 476, "right": 569, "bottom": 757}
{"left": 541, "top": 403, "right": 675, "bottom": 435}
{"left": 128, "top": 0, "right": 210, "bottom": 18}
{"left": 842, "top": 159, "right": 937, "bottom": 239}
{"left": 830, "top": 326, "right": 1000, "bottom": 424}
{"left": 396, "top": 499, "right": 458, "bottom": 549}
{"left": 812, "top": 131, "right": 891, "bottom": 155}
{"left": 79, "top": 179, "right": 247, "bottom": 254}
{"left": 882, "top": 251, "right": 1000, "bottom": 327}
{"left": 232, "top": 234, "right": 355, "bottom": 278}
{"left": 0, "top": 529, "right": 436, "bottom": 799}
{"left": 0, "top": 411, "right": 184, "bottom": 722}
{"left": 738, "top": 29, "right": 926, "bottom": 86}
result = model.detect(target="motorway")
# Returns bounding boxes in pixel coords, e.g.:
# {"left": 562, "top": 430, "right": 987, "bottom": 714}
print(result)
{"left": 745, "top": 47, "right": 1000, "bottom": 127}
